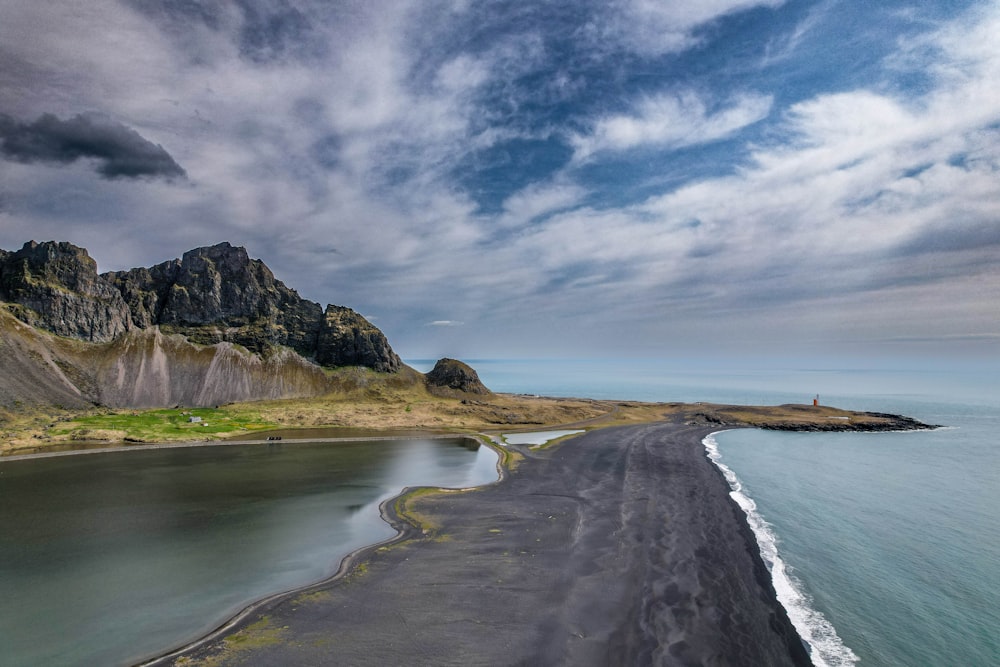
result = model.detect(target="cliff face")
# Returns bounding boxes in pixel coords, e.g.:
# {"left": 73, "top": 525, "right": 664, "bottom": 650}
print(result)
{"left": 0, "top": 241, "right": 132, "bottom": 341}
{"left": 0, "top": 240, "right": 405, "bottom": 409}
{"left": 316, "top": 305, "right": 401, "bottom": 373}
{"left": 105, "top": 243, "right": 325, "bottom": 358}
{"left": 0, "top": 240, "right": 398, "bottom": 371}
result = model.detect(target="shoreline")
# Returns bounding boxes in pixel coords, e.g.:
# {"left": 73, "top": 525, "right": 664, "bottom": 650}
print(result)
{"left": 137, "top": 433, "right": 509, "bottom": 667}
{"left": 0, "top": 433, "right": 470, "bottom": 463}
{"left": 703, "top": 431, "right": 854, "bottom": 666}
{"left": 143, "top": 419, "right": 811, "bottom": 666}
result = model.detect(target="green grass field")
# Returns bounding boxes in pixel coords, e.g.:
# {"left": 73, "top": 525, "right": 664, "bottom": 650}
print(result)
{"left": 50, "top": 407, "right": 279, "bottom": 442}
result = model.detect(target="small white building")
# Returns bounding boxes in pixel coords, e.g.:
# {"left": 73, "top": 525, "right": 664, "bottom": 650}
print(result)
{"left": 188, "top": 416, "right": 202, "bottom": 423}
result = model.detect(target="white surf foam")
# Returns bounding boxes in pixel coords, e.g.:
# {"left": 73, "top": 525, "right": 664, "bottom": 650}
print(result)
{"left": 703, "top": 432, "right": 860, "bottom": 667}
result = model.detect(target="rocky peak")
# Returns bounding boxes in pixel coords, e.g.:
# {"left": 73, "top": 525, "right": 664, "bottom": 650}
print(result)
{"left": 0, "top": 240, "right": 403, "bottom": 374}
{"left": 424, "top": 358, "right": 491, "bottom": 395}
{"left": 0, "top": 240, "right": 131, "bottom": 341}
{"left": 105, "top": 242, "right": 324, "bottom": 357}
{"left": 158, "top": 242, "right": 275, "bottom": 325}
{"left": 316, "top": 305, "right": 401, "bottom": 373}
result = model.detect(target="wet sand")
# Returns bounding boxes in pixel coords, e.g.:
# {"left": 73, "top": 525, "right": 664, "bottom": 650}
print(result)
{"left": 145, "top": 419, "right": 811, "bottom": 666}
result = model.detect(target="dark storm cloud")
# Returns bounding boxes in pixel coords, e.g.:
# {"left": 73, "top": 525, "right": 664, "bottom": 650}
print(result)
{"left": 0, "top": 112, "right": 186, "bottom": 180}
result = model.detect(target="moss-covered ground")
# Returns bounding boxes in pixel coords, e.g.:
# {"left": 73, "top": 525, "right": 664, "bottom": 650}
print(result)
{"left": 49, "top": 406, "right": 277, "bottom": 443}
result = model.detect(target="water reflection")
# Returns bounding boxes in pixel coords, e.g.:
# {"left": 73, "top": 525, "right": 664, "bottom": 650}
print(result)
{"left": 0, "top": 438, "right": 497, "bottom": 667}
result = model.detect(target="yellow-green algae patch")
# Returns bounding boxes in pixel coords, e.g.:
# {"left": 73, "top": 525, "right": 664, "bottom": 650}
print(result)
{"left": 172, "top": 616, "right": 286, "bottom": 666}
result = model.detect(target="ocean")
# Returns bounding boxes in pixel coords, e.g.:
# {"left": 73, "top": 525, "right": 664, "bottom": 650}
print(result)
{"left": 409, "top": 359, "right": 1000, "bottom": 666}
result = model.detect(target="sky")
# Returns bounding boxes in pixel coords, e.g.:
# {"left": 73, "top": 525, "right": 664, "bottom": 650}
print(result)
{"left": 1, "top": 0, "right": 998, "bottom": 364}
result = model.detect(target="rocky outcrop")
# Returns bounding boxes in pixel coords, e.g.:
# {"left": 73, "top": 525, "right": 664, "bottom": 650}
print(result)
{"left": 425, "top": 358, "right": 491, "bottom": 395}
{"left": 0, "top": 241, "right": 132, "bottom": 341}
{"left": 759, "top": 413, "right": 936, "bottom": 431}
{"left": 687, "top": 403, "right": 938, "bottom": 431}
{"left": 316, "top": 305, "right": 401, "bottom": 372}
{"left": 0, "top": 240, "right": 401, "bottom": 375}
{"left": 104, "top": 242, "right": 324, "bottom": 357}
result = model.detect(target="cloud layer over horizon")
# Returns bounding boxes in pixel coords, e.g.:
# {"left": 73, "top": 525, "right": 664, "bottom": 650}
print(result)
{"left": 1, "top": 0, "right": 997, "bottom": 362}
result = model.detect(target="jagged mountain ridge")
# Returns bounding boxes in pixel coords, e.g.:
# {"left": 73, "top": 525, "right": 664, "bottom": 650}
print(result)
{"left": 0, "top": 240, "right": 403, "bottom": 409}
{"left": 0, "top": 241, "right": 400, "bottom": 372}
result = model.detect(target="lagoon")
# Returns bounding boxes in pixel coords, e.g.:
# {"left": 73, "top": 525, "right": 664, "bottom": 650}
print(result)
{"left": 0, "top": 437, "right": 498, "bottom": 667}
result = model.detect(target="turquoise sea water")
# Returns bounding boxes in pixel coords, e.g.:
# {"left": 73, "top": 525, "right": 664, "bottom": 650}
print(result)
{"left": 408, "top": 359, "right": 1000, "bottom": 666}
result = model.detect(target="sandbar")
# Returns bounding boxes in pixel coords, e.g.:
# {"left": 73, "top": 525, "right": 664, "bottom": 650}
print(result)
{"left": 144, "top": 417, "right": 810, "bottom": 666}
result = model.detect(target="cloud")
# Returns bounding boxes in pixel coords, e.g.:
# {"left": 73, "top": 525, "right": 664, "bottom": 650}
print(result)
{"left": 454, "top": 1, "right": 1000, "bottom": 353}
{"left": 1, "top": 0, "right": 999, "bottom": 358}
{"left": 499, "top": 181, "right": 586, "bottom": 228}
{"left": 571, "top": 91, "right": 772, "bottom": 160}
{"left": 608, "top": 0, "right": 787, "bottom": 55}
{"left": 0, "top": 112, "right": 186, "bottom": 180}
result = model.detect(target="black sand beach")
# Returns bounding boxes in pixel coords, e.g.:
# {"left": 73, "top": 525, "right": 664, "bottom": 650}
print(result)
{"left": 146, "top": 419, "right": 811, "bottom": 666}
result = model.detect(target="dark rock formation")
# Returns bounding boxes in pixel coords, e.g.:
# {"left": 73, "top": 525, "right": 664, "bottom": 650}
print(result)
{"left": 0, "top": 240, "right": 401, "bottom": 375}
{"left": 425, "top": 358, "right": 490, "bottom": 395}
{"left": 316, "top": 305, "right": 401, "bottom": 372}
{"left": 105, "top": 242, "right": 324, "bottom": 357}
{"left": 0, "top": 241, "right": 131, "bottom": 341}
{"left": 760, "top": 412, "right": 936, "bottom": 432}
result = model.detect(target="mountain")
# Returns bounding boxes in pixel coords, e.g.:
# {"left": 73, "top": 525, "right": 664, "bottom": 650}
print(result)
{"left": 0, "top": 241, "right": 403, "bottom": 409}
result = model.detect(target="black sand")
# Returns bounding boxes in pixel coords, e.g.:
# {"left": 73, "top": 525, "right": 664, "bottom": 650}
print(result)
{"left": 146, "top": 420, "right": 811, "bottom": 666}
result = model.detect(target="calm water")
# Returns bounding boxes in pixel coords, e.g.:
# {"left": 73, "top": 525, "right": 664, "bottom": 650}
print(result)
{"left": 0, "top": 438, "right": 498, "bottom": 667}
{"left": 408, "top": 359, "right": 1000, "bottom": 667}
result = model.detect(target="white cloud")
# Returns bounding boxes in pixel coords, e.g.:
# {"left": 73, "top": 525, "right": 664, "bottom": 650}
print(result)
{"left": 610, "top": 0, "right": 787, "bottom": 55}
{"left": 462, "top": 1, "right": 1000, "bottom": 353}
{"left": 3, "top": 0, "right": 1000, "bottom": 358}
{"left": 572, "top": 91, "right": 773, "bottom": 160}
{"left": 499, "top": 181, "right": 587, "bottom": 228}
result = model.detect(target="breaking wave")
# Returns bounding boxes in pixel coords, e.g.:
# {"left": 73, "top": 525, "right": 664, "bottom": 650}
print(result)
{"left": 703, "top": 432, "right": 860, "bottom": 667}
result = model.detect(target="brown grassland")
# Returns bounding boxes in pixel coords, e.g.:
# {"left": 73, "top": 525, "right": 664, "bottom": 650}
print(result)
{"left": 0, "top": 366, "right": 918, "bottom": 457}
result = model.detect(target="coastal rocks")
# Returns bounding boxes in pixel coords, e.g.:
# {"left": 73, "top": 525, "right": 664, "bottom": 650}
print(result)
{"left": 315, "top": 305, "right": 401, "bottom": 373}
{"left": 425, "top": 358, "right": 491, "bottom": 395}
{"left": 690, "top": 403, "right": 938, "bottom": 432}
{"left": 0, "top": 241, "right": 132, "bottom": 341}
{"left": 760, "top": 413, "right": 935, "bottom": 432}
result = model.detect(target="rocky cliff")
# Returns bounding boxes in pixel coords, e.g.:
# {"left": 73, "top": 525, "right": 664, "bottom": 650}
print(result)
{"left": 424, "top": 358, "right": 491, "bottom": 395}
{"left": 104, "top": 243, "right": 327, "bottom": 358}
{"left": 0, "top": 241, "right": 132, "bottom": 341}
{"left": 0, "top": 240, "right": 403, "bottom": 408}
